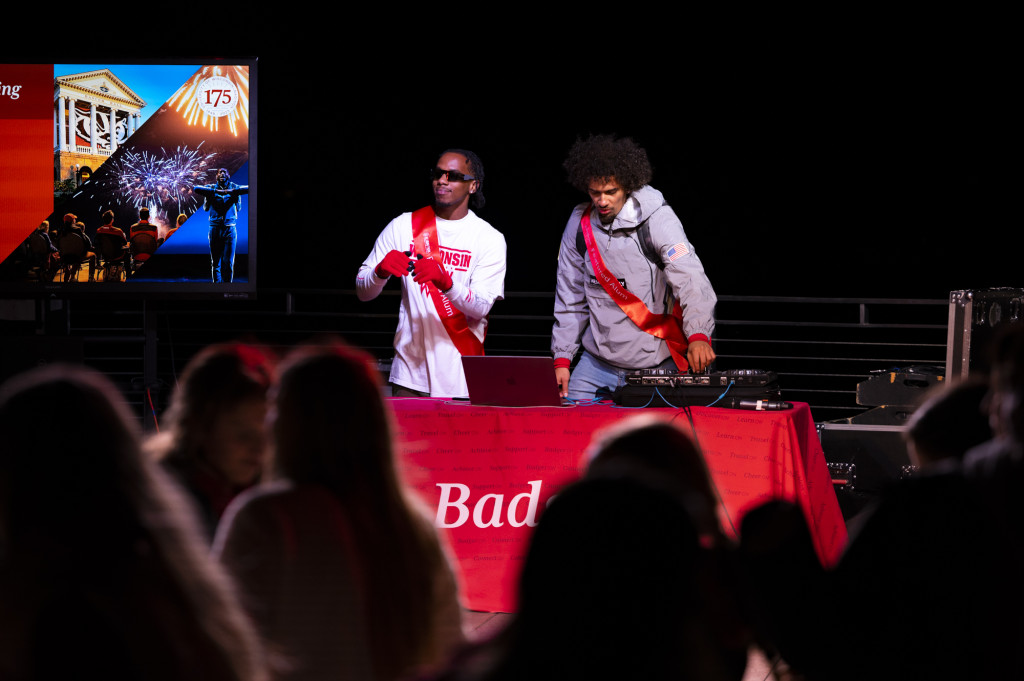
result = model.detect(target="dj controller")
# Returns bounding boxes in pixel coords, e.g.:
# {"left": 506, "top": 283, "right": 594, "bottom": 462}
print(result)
{"left": 614, "top": 368, "right": 791, "bottom": 409}
{"left": 624, "top": 368, "right": 779, "bottom": 388}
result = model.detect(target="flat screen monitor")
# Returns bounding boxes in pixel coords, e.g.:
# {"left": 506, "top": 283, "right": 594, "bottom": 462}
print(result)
{"left": 0, "top": 58, "right": 257, "bottom": 299}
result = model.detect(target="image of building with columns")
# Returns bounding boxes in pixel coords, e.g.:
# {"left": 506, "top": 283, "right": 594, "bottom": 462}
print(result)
{"left": 54, "top": 69, "right": 145, "bottom": 186}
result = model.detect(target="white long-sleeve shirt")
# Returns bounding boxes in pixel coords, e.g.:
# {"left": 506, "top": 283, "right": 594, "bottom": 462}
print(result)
{"left": 356, "top": 209, "right": 507, "bottom": 397}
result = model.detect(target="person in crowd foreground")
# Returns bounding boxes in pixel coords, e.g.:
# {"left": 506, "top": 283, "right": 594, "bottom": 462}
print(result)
{"left": 147, "top": 342, "right": 276, "bottom": 541}
{"left": 739, "top": 322, "right": 1024, "bottom": 680}
{"left": 0, "top": 363, "right": 267, "bottom": 681}
{"left": 425, "top": 474, "right": 745, "bottom": 681}
{"left": 213, "top": 340, "right": 465, "bottom": 680}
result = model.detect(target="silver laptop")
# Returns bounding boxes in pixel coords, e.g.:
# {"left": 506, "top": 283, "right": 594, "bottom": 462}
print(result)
{"left": 461, "top": 355, "right": 565, "bottom": 407}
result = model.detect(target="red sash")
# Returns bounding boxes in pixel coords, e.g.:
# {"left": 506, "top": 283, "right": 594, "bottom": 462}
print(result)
{"left": 411, "top": 206, "right": 484, "bottom": 357}
{"left": 580, "top": 209, "right": 690, "bottom": 370}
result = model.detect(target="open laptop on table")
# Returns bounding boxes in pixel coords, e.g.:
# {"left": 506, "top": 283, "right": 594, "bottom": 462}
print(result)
{"left": 461, "top": 355, "right": 565, "bottom": 407}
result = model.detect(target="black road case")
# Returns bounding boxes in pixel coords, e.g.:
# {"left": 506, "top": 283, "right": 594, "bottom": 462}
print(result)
{"left": 946, "top": 288, "right": 1024, "bottom": 380}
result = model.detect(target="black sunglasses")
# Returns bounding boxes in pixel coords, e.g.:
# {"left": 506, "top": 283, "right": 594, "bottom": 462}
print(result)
{"left": 430, "top": 168, "right": 476, "bottom": 182}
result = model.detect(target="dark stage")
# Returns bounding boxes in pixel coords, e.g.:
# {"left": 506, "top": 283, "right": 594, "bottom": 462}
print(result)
{"left": 253, "top": 31, "right": 1015, "bottom": 301}
{"left": 5, "top": 21, "right": 1016, "bottom": 303}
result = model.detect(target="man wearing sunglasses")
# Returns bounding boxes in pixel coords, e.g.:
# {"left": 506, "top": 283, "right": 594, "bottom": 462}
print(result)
{"left": 551, "top": 134, "right": 717, "bottom": 401}
{"left": 356, "top": 149, "right": 507, "bottom": 398}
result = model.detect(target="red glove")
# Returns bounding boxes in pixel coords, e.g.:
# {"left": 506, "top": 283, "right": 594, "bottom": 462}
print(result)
{"left": 412, "top": 257, "right": 453, "bottom": 291}
{"left": 374, "top": 250, "right": 412, "bottom": 279}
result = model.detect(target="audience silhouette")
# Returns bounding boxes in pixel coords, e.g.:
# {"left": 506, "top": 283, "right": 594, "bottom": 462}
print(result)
{"left": 582, "top": 415, "right": 750, "bottom": 679}
{"left": 904, "top": 377, "right": 992, "bottom": 469}
{"left": 147, "top": 342, "right": 276, "bottom": 541}
{"left": 426, "top": 474, "right": 743, "bottom": 681}
{"left": 963, "top": 320, "right": 1024, "bottom": 469}
{"left": 8, "top": 322, "right": 1024, "bottom": 681}
{"left": 584, "top": 414, "right": 727, "bottom": 544}
{"left": 739, "top": 321, "right": 1024, "bottom": 680}
{"left": 213, "top": 340, "right": 464, "bottom": 681}
{"left": 0, "top": 363, "right": 266, "bottom": 681}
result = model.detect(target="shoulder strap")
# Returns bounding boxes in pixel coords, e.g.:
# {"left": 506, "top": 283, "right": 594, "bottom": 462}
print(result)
{"left": 635, "top": 221, "right": 663, "bottom": 270}
{"left": 575, "top": 216, "right": 663, "bottom": 270}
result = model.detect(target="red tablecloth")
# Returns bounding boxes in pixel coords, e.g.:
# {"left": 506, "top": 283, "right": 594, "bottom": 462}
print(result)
{"left": 390, "top": 398, "right": 847, "bottom": 613}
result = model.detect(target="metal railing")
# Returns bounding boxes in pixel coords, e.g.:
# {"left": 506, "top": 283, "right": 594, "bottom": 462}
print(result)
{"left": 10, "top": 291, "right": 951, "bottom": 428}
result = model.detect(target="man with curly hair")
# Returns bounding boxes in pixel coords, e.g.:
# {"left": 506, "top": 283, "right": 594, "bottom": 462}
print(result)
{"left": 552, "top": 134, "right": 717, "bottom": 400}
{"left": 356, "top": 149, "right": 507, "bottom": 398}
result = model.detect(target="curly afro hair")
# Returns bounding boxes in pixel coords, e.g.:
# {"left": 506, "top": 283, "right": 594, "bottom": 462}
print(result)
{"left": 563, "top": 134, "right": 653, "bottom": 193}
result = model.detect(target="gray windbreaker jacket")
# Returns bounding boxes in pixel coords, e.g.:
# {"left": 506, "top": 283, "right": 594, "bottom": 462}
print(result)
{"left": 551, "top": 185, "right": 717, "bottom": 369}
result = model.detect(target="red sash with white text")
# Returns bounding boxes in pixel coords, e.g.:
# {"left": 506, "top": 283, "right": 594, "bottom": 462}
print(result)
{"left": 411, "top": 206, "right": 484, "bottom": 356}
{"left": 580, "top": 210, "right": 690, "bottom": 370}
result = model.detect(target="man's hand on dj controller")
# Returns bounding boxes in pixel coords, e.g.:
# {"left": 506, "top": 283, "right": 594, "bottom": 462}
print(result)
{"left": 686, "top": 340, "right": 716, "bottom": 373}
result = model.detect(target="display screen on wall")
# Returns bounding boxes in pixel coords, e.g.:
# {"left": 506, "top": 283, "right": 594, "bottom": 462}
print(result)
{"left": 0, "top": 58, "right": 257, "bottom": 299}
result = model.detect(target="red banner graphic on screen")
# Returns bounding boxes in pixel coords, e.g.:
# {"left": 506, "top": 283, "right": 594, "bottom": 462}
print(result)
{"left": 0, "top": 64, "right": 54, "bottom": 261}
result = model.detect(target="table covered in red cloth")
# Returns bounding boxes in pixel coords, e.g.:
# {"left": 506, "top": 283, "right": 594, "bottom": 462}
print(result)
{"left": 390, "top": 398, "right": 847, "bottom": 613}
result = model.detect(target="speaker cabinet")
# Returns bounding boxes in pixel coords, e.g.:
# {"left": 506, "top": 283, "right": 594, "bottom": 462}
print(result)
{"left": 817, "top": 422, "right": 914, "bottom": 520}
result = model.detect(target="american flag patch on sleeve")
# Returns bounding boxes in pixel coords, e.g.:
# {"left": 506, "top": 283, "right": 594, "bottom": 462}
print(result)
{"left": 667, "top": 242, "right": 689, "bottom": 261}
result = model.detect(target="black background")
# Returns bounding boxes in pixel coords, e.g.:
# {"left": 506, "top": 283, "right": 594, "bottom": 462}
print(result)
{"left": 12, "top": 17, "right": 1018, "bottom": 301}
{"left": 257, "top": 22, "right": 1016, "bottom": 299}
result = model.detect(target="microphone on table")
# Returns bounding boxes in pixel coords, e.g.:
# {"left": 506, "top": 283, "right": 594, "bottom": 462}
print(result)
{"left": 729, "top": 398, "right": 793, "bottom": 411}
